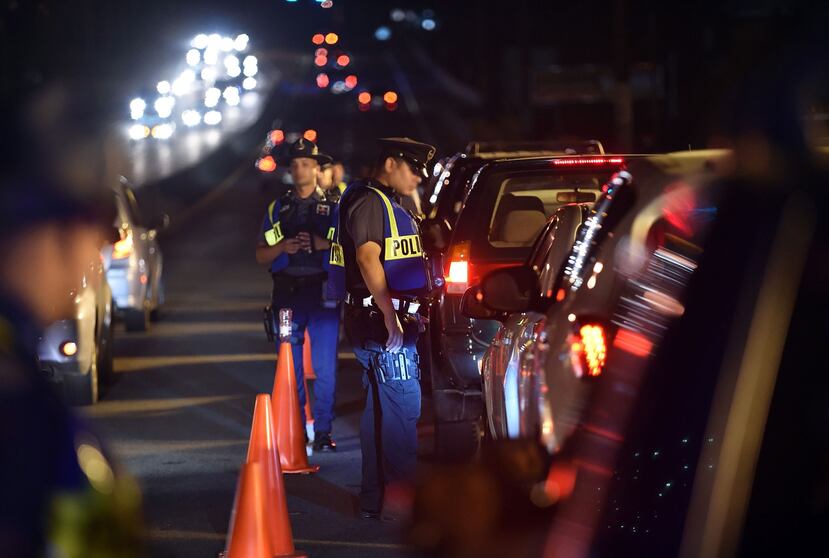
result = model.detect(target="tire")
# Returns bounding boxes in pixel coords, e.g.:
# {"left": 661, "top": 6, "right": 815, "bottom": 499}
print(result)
{"left": 99, "top": 320, "right": 114, "bottom": 386}
{"left": 150, "top": 276, "right": 165, "bottom": 322}
{"left": 124, "top": 306, "right": 150, "bottom": 332}
{"left": 435, "top": 419, "right": 482, "bottom": 463}
{"left": 63, "top": 348, "right": 99, "bottom": 406}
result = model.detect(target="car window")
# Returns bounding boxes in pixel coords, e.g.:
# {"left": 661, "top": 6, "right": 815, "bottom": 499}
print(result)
{"left": 458, "top": 166, "right": 609, "bottom": 263}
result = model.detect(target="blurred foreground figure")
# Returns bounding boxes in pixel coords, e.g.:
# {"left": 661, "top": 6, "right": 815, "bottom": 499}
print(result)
{"left": 0, "top": 81, "right": 143, "bottom": 557}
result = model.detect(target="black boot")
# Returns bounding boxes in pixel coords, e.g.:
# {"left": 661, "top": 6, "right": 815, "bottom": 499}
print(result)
{"left": 312, "top": 432, "right": 337, "bottom": 452}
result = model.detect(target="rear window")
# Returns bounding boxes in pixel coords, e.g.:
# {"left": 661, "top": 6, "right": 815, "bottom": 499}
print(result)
{"left": 459, "top": 166, "right": 613, "bottom": 261}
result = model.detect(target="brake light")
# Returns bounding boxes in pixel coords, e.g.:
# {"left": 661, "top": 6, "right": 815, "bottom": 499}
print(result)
{"left": 570, "top": 323, "right": 607, "bottom": 377}
{"left": 445, "top": 241, "right": 471, "bottom": 294}
{"left": 112, "top": 234, "right": 134, "bottom": 260}
{"left": 257, "top": 155, "right": 277, "bottom": 172}
{"left": 552, "top": 157, "right": 624, "bottom": 167}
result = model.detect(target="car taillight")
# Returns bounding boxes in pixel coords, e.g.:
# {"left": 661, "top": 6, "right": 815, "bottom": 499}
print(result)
{"left": 257, "top": 155, "right": 277, "bottom": 172}
{"left": 112, "top": 234, "right": 134, "bottom": 260}
{"left": 445, "top": 240, "right": 471, "bottom": 294}
{"left": 569, "top": 323, "right": 608, "bottom": 378}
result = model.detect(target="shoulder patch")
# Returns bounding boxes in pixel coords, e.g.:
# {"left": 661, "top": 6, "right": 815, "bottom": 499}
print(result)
{"left": 316, "top": 203, "right": 331, "bottom": 216}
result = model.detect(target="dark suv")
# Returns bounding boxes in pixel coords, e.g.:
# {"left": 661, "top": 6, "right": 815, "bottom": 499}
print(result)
{"left": 422, "top": 153, "right": 624, "bottom": 459}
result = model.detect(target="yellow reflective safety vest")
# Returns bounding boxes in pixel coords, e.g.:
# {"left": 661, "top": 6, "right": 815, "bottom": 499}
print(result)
{"left": 262, "top": 191, "right": 335, "bottom": 274}
{"left": 327, "top": 181, "right": 428, "bottom": 300}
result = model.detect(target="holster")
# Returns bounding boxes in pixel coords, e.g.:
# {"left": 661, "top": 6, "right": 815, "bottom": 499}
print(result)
{"left": 361, "top": 314, "right": 422, "bottom": 383}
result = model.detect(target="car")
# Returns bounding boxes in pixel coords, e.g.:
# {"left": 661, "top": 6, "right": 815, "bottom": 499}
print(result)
{"left": 473, "top": 202, "right": 593, "bottom": 441}
{"left": 467, "top": 150, "right": 730, "bottom": 454}
{"left": 420, "top": 153, "right": 626, "bottom": 460}
{"left": 423, "top": 139, "right": 604, "bottom": 232}
{"left": 38, "top": 254, "right": 114, "bottom": 406}
{"left": 103, "top": 177, "right": 166, "bottom": 332}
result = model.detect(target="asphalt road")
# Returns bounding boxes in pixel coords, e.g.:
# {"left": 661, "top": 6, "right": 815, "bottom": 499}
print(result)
{"left": 84, "top": 164, "right": 427, "bottom": 557}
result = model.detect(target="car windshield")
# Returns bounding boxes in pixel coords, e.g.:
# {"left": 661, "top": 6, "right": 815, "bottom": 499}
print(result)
{"left": 459, "top": 166, "right": 612, "bottom": 262}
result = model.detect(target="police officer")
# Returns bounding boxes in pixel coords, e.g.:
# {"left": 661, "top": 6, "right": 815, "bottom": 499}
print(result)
{"left": 328, "top": 137, "right": 436, "bottom": 519}
{"left": 255, "top": 138, "right": 340, "bottom": 451}
{"left": 1, "top": 80, "right": 143, "bottom": 557}
{"left": 317, "top": 160, "right": 342, "bottom": 203}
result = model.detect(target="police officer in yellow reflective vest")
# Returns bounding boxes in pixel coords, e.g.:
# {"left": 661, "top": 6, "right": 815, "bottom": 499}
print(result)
{"left": 256, "top": 138, "right": 340, "bottom": 451}
{"left": 327, "top": 137, "right": 436, "bottom": 519}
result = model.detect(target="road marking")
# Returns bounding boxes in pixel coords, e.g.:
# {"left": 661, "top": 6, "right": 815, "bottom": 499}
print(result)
{"left": 146, "top": 529, "right": 408, "bottom": 550}
{"left": 114, "top": 352, "right": 355, "bottom": 373}
{"left": 82, "top": 395, "right": 240, "bottom": 417}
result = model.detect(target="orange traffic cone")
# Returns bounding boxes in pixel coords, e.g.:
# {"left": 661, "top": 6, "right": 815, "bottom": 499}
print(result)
{"left": 302, "top": 330, "right": 317, "bottom": 380}
{"left": 224, "top": 462, "right": 271, "bottom": 558}
{"left": 246, "top": 394, "right": 305, "bottom": 557}
{"left": 272, "top": 338, "right": 320, "bottom": 474}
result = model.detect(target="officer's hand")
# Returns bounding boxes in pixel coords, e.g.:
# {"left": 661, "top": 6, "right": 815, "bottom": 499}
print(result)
{"left": 312, "top": 234, "right": 330, "bottom": 251}
{"left": 282, "top": 238, "right": 302, "bottom": 254}
{"left": 296, "top": 232, "right": 312, "bottom": 250}
{"left": 384, "top": 312, "right": 404, "bottom": 352}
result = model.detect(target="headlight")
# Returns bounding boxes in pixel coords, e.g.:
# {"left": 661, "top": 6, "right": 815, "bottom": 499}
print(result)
{"left": 192, "top": 34, "right": 209, "bottom": 49}
{"left": 181, "top": 109, "right": 202, "bottom": 127}
{"left": 129, "top": 124, "right": 150, "bottom": 140}
{"left": 234, "top": 34, "right": 249, "bottom": 51}
{"left": 154, "top": 96, "right": 175, "bottom": 118}
{"left": 186, "top": 48, "right": 201, "bottom": 67}
{"left": 151, "top": 123, "right": 174, "bottom": 139}
{"left": 203, "top": 110, "right": 222, "bottom": 126}
{"left": 242, "top": 77, "right": 257, "bottom": 90}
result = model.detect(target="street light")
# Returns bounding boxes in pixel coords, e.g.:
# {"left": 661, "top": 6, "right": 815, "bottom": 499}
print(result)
{"left": 324, "top": 33, "right": 338, "bottom": 45}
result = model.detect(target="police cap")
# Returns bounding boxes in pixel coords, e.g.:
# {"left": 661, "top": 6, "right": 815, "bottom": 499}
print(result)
{"left": 277, "top": 138, "right": 333, "bottom": 166}
{"left": 377, "top": 137, "right": 436, "bottom": 178}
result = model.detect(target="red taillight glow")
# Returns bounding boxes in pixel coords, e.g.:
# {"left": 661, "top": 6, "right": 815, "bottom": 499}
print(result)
{"left": 580, "top": 324, "right": 607, "bottom": 376}
{"left": 316, "top": 73, "right": 330, "bottom": 88}
{"left": 445, "top": 241, "right": 471, "bottom": 294}
{"left": 613, "top": 328, "right": 653, "bottom": 357}
{"left": 312, "top": 34, "right": 325, "bottom": 45}
{"left": 447, "top": 261, "right": 468, "bottom": 290}
{"left": 383, "top": 91, "right": 398, "bottom": 104}
{"left": 303, "top": 129, "right": 318, "bottom": 142}
{"left": 269, "top": 129, "right": 284, "bottom": 145}
{"left": 257, "top": 156, "right": 277, "bottom": 172}
{"left": 552, "top": 157, "right": 625, "bottom": 167}
{"left": 571, "top": 323, "right": 607, "bottom": 377}
{"left": 112, "top": 234, "right": 134, "bottom": 260}
{"left": 357, "top": 91, "right": 371, "bottom": 104}
{"left": 345, "top": 75, "right": 358, "bottom": 88}
{"left": 336, "top": 54, "right": 350, "bottom": 67}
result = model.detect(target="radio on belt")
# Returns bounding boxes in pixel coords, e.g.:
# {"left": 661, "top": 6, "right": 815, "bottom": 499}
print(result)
{"left": 279, "top": 308, "right": 293, "bottom": 341}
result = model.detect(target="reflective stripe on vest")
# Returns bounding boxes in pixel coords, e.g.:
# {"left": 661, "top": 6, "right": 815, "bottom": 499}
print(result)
{"left": 364, "top": 186, "right": 424, "bottom": 262}
{"left": 264, "top": 200, "right": 286, "bottom": 246}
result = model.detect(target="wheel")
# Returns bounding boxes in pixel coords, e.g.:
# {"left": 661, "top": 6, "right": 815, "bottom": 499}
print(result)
{"left": 63, "top": 348, "right": 99, "bottom": 406}
{"left": 434, "top": 419, "right": 482, "bottom": 463}
{"left": 150, "top": 275, "right": 165, "bottom": 321}
{"left": 124, "top": 306, "right": 150, "bottom": 332}
{"left": 99, "top": 319, "right": 114, "bottom": 386}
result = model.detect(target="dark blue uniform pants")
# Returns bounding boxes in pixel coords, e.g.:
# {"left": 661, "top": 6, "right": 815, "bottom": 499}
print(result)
{"left": 344, "top": 305, "right": 421, "bottom": 512}
{"left": 272, "top": 278, "right": 339, "bottom": 434}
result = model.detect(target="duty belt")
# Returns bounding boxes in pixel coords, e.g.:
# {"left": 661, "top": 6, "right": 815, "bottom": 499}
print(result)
{"left": 344, "top": 293, "right": 420, "bottom": 314}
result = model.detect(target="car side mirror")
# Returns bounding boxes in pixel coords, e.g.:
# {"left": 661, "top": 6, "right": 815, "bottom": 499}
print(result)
{"left": 151, "top": 213, "right": 171, "bottom": 232}
{"left": 421, "top": 217, "right": 450, "bottom": 254}
{"left": 460, "top": 285, "right": 504, "bottom": 321}
{"left": 480, "top": 265, "right": 540, "bottom": 313}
